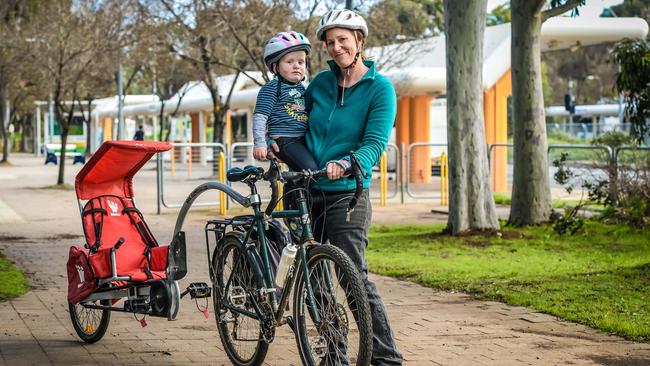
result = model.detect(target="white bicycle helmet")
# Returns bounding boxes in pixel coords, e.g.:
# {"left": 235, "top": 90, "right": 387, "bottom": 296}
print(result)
{"left": 316, "top": 9, "right": 368, "bottom": 41}
{"left": 263, "top": 31, "right": 311, "bottom": 70}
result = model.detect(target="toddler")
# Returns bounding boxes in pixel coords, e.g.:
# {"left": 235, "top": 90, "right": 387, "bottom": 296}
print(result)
{"left": 253, "top": 31, "right": 318, "bottom": 172}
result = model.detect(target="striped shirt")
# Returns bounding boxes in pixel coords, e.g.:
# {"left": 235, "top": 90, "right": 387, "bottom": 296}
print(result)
{"left": 253, "top": 78, "right": 309, "bottom": 147}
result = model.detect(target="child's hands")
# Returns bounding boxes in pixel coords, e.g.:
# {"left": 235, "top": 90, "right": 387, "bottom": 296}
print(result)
{"left": 266, "top": 141, "right": 280, "bottom": 159}
{"left": 253, "top": 146, "right": 267, "bottom": 160}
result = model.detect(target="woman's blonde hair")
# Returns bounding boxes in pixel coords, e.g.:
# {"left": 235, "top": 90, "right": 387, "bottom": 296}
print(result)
{"left": 354, "top": 30, "right": 370, "bottom": 61}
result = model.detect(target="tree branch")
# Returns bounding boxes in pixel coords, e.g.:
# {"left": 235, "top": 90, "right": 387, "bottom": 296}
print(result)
{"left": 542, "top": 0, "right": 583, "bottom": 22}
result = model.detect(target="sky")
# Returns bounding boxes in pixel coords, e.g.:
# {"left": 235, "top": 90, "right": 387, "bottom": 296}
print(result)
{"left": 487, "top": 0, "right": 625, "bottom": 18}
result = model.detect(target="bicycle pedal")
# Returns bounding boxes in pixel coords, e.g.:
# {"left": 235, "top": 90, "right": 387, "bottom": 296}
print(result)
{"left": 182, "top": 282, "right": 211, "bottom": 299}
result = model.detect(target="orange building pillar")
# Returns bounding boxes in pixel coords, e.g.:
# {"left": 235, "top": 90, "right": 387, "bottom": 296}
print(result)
{"left": 483, "top": 71, "right": 511, "bottom": 193}
{"left": 409, "top": 95, "right": 432, "bottom": 184}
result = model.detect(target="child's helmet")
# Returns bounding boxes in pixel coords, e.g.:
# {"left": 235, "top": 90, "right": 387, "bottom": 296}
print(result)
{"left": 264, "top": 31, "right": 311, "bottom": 71}
{"left": 316, "top": 9, "right": 368, "bottom": 41}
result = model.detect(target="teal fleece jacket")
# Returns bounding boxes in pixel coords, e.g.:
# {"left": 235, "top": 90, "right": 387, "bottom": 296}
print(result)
{"left": 305, "top": 60, "right": 397, "bottom": 191}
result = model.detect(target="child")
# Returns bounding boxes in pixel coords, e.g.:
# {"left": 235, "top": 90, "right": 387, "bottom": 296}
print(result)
{"left": 253, "top": 31, "right": 318, "bottom": 172}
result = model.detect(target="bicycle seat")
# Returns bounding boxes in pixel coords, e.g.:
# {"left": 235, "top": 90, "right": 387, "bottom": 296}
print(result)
{"left": 227, "top": 165, "right": 263, "bottom": 182}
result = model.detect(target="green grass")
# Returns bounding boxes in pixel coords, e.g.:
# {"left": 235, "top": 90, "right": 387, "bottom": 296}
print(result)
{"left": 367, "top": 222, "right": 650, "bottom": 341}
{"left": 0, "top": 253, "right": 30, "bottom": 301}
{"left": 493, "top": 194, "right": 604, "bottom": 210}
{"left": 493, "top": 193, "right": 511, "bottom": 205}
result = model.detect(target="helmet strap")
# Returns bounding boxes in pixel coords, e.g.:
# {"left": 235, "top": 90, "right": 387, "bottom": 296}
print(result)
{"left": 343, "top": 32, "right": 362, "bottom": 70}
{"left": 276, "top": 72, "right": 283, "bottom": 100}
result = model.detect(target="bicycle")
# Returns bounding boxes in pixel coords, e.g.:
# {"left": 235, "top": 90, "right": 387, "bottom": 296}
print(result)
{"left": 174, "top": 154, "right": 373, "bottom": 365}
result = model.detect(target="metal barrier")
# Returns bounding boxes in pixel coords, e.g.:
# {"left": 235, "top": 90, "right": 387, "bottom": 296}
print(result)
{"left": 486, "top": 143, "right": 512, "bottom": 167}
{"left": 547, "top": 144, "right": 612, "bottom": 160}
{"left": 371, "top": 143, "right": 400, "bottom": 201}
{"left": 405, "top": 142, "right": 448, "bottom": 199}
{"left": 156, "top": 142, "right": 227, "bottom": 213}
{"left": 154, "top": 140, "right": 644, "bottom": 213}
{"left": 228, "top": 142, "right": 255, "bottom": 172}
{"left": 614, "top": 146, "right": 650, "bottom": 164}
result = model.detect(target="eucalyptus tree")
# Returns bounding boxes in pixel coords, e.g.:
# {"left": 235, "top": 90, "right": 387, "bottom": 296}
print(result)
{"left": 509, "top": 0, "right": 584, "bottom": 226}
{"left": 157, "top": 0, "right": 296, "bottom": 145}
{"left": 0, "top": 0, "right": 37, "bottom": 162}
{"left": 444, "top": 0, "right": 499, "bottom": 234}
{"left": 27, "top": 0, "right": 140, "bottom": 184}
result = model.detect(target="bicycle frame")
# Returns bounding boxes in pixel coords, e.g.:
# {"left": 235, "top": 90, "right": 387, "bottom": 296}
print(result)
{"left": 205, "top": 179, "right": 325, "bottom": 329}
{"left": 174, "top": 155, "right": 364, "bottom": 337}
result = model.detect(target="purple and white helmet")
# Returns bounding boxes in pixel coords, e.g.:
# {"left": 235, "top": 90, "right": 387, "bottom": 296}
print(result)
{"left": 316, "top": 9, "right": 368, "bottom": 41}
{"left": 263, "top": 31, "right": 311, "bottom": 70}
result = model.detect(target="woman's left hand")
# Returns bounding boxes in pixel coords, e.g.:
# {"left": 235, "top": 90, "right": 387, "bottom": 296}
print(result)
{"left": 326, "top": 162, "right": 345, "bottom": 180}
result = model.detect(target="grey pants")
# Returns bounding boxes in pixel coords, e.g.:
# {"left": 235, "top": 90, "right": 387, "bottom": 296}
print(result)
{"left": 311, "top": 189, "right": 404, "bottom": 366}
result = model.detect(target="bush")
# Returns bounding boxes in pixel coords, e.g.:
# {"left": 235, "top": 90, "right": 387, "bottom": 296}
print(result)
{"left": 585, "top": 132, "right": 650, "bottom": 228}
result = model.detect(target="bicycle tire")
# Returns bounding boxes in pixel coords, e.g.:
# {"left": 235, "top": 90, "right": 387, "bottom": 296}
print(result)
{"left": 69, "top": 299, "right": 111, "bottom": 343}
{"left": 212, "top": 232, "right": 269, "bottom": 366}
{"left": 293, "top": 244, "right": 373, "bottom": 366}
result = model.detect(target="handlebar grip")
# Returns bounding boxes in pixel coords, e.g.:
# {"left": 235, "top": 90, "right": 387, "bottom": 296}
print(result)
{"left": 347, "top": 152, "right": 364, "bottom": 213}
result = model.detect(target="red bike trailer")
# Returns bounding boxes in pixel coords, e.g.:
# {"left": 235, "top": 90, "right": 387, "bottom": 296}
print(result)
{"left": 75, "top": 140, "right": 171, "bottom": 201}
{"left": 67, "top": 141, "right": 190, "bottom": 344}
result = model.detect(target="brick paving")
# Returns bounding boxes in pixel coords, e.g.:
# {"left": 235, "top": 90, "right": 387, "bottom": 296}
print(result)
{"left": 1, "top": 154, "right": 649, "bottom": 365}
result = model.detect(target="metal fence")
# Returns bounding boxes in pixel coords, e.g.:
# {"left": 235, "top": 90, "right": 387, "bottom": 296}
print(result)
{"left": 154, "top": 141, "right": 649, "bottom": 213}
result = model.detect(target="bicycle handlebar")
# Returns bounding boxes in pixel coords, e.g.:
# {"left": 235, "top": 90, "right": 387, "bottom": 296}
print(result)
{"left": 263, "top": 151, "right": 364, "bottom": 216}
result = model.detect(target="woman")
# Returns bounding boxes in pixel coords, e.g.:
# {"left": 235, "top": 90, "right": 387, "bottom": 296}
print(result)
{"left": 305, "top": 9, "right": 404, "bottom": 366}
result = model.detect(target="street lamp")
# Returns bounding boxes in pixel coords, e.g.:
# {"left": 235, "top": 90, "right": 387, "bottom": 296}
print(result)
{"left": 586, "top": 75, "right": 603, "bottom": 104}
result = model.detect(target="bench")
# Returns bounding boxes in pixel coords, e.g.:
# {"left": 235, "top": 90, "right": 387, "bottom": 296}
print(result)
{"left": 44, "top": 143, "right": 86, "bottom": 165}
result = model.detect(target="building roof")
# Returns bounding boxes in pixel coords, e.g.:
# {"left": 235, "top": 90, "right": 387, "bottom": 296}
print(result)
{"left": 97, "top": 17, "right": 648, "bottom": 117}
{"left": 371, "top": 17, "right": 648, "bottom": 96}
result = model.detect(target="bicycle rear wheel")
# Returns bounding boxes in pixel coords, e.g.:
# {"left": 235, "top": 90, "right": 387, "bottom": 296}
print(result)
{"left": 293, "top": 244, "right": 372, "bottom": 366}
{"left": 212, "top": 233, "right": 269, "bottom": 366}
{"left": 69, "top": 299, "right": 110, "bottom": 343}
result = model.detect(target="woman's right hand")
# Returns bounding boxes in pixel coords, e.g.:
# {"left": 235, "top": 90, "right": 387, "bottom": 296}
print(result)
{"left": 326, "top": 161, "right": 346, "bottom": 180}
{"left": 253, "top": 146, "right": 267, "bottom": 160}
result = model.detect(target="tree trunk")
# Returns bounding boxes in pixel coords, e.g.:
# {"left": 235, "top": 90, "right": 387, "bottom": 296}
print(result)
{"left": 57, "top": 126, "right": 68, "bottom": 185}
{"left": 444, "top": 0, "right": 499, "bottom": 234}
{"left": 55, "top": 106, "right": 69, "bottom": 185}
{"left": 0, "top": 86, "right": 8, "bottom": 163}
{"left": 509, "top": 0, "right": 552, "bottom": 225}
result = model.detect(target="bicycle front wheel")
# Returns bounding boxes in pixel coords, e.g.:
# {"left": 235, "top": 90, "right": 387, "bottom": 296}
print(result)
{"left": 212, "top": 233, "right": 269, "bottom": 366}
{"left": 293, "top": 244, "right": 373, "bottom": 366}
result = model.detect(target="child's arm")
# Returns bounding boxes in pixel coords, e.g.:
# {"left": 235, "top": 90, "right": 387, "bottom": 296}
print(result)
{"left": 252, "top": 113, "right": 268, "bottom": 160}
{"left": 252, "top": 81, "right": 276, "bottom": 160}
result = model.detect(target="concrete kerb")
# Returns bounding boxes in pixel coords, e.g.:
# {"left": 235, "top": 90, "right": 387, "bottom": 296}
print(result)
{"left": 1, "top": 153, "right": 649, "bottom": 366}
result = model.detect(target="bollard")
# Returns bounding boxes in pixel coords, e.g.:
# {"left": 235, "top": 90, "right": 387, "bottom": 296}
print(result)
{"left": 219, "top": 151, "right": 227, "bottom": 216}
{"left": 380, "top": 151, "right": 387, "bottom": 207}
{"left": 441, "top": 152, "right": 449, "bottom": 206}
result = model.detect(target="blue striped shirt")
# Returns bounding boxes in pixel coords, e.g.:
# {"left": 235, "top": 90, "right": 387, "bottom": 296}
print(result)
{"left": 253, "top": 78, "right": 308, "bottom": 147}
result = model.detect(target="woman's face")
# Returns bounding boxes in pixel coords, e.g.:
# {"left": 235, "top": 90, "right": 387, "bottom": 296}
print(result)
{"left": 324, "top": 28, "right": 359, "bottom": 68}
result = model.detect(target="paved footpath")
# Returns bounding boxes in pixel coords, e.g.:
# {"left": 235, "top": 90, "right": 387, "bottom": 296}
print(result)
{"left": 1, "top": 154, "right": 649, "bottom": 366}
